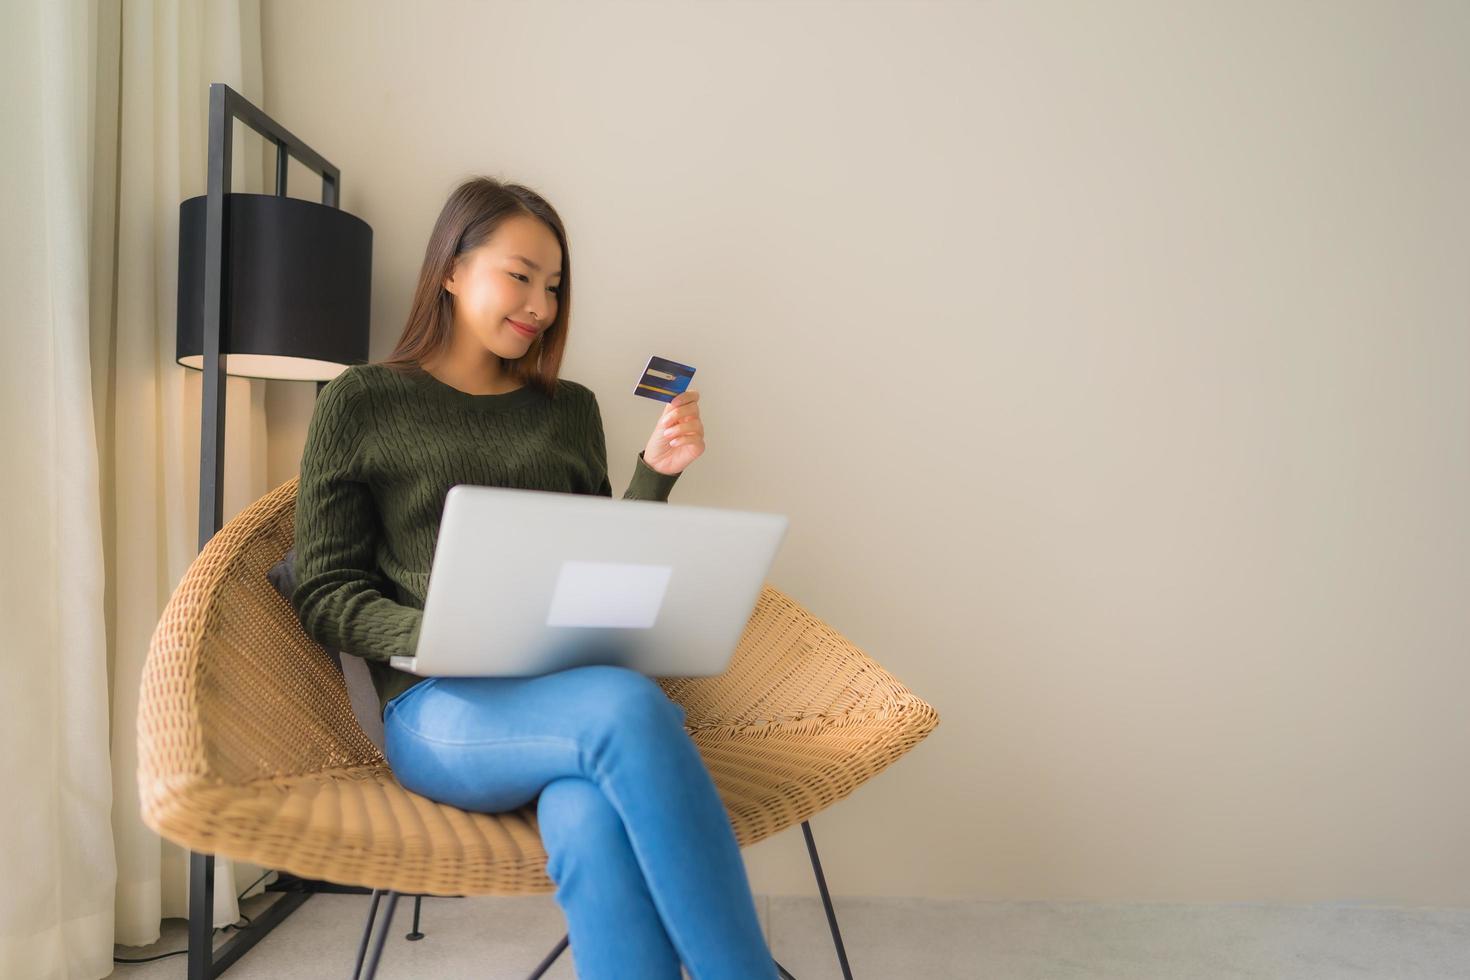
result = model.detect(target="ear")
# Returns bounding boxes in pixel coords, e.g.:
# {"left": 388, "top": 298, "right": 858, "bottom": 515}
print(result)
{"left": 443, "top": 256, "right": 461, "bottom": 295}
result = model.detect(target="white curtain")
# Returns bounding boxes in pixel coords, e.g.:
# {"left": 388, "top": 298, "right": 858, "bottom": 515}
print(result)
{"left": 1, "top": 1, "right": 277, "bottom": 976}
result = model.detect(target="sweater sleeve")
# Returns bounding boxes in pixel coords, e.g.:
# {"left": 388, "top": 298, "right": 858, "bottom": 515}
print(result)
{"left": 587, "top": 389, "right": 680, "bottom": 502}
{"left": 290, "top": 368, "right": 423, "bottom": 662}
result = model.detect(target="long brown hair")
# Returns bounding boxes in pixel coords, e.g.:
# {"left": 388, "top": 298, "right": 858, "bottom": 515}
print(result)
{"left": 377, "top": 176, "right": 571, "bottom": 398}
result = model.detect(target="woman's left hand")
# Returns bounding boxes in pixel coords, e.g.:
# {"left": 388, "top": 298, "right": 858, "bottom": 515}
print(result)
{"left": 642, "top": 390, "right": 705, "bottom": 476}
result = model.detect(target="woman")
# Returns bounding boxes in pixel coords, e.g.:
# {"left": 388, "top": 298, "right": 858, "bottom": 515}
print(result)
{"left": 290, "top": 176, "right": 775, "bottom": 979}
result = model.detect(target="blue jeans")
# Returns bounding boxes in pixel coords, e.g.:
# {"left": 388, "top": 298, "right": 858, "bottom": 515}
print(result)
{"left": 381, "top": 665, "right": 776, "bottom": 980}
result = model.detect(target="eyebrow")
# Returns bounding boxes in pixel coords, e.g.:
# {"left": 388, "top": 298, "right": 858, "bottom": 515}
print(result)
{"left": 509, "top": 254, "right": 562, "bottom": 277}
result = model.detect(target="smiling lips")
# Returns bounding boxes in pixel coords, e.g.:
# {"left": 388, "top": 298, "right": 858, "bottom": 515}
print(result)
{"left": 507, "top": 318, "right": 538, "bottom": 337}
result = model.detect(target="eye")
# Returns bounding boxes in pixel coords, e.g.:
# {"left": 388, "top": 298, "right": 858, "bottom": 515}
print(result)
{"left": 510, "top": 272, "right": 560, "bottom": 295}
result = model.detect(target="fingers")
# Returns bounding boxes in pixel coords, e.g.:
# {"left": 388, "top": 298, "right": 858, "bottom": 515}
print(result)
{"left": 663, "top": 390, "right": 699, "bottom": 414}
{"left": 661, "top": 390, "right": 701, "bottom": 425}
{"left": 660, "top": 417, "right": 703, "bottom": 439}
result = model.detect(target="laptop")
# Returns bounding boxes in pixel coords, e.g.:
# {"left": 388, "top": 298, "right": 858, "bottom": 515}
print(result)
{"left": 388, "top": 484, "right": 789, "bottom": 678}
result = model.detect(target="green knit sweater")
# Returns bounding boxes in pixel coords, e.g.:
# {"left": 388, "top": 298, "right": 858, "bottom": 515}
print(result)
{"left": 289, "top": 362, "right": 680, "bottom": 717}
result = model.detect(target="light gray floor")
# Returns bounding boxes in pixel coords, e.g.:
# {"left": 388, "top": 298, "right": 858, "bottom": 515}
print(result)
{"left": 109, "top": 889, "right": 1470, "bottom": 978}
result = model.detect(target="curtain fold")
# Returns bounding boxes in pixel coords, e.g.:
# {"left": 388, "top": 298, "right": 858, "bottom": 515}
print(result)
{"left": 0, "top": 2, "right": 114, "bottom": 978}
{"left": 3, "top": 0, "right": 277, "bottom": 976}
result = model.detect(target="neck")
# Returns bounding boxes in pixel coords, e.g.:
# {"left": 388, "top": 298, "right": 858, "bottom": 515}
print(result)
{"left": 423, "top": 336, "right": 518, "bottom": 396}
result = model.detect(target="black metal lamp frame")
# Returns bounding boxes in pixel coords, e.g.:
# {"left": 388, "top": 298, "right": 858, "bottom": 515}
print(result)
{"left": 185, "top": 81, "right": 358, "bottom": 979}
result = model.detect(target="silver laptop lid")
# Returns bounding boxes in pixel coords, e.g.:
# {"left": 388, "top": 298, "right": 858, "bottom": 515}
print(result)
{"left": 404, "top": 484, "right": 789, "bottom": 678}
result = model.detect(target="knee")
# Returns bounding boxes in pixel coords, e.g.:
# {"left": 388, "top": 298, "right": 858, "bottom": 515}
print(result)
{"left": 572, "top": 665, "right": 687, "bottom": 737}
{"left": 538, "top": 777, "right": 622, "bottom": 880}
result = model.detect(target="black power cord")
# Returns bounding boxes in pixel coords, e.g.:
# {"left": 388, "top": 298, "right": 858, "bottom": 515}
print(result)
{"left": 112, "top": 869, "right": 275, "bottom": 965}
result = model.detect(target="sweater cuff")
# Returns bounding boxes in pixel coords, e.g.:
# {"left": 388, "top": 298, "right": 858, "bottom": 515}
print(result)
{"left": 404, "top": 610, "right": 424, "bottom": 657}
{"left": 628, "top": 450, "right": 680, "bottom": 501}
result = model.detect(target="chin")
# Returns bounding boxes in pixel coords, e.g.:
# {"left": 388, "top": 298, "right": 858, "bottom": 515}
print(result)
{"left": 477, "top": 336, "right": 520, "bottom": 360}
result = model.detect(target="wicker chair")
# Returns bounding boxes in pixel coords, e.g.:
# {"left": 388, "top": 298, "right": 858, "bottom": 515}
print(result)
{"left": 138, "top": 477, "right": 940, "bottom": 979}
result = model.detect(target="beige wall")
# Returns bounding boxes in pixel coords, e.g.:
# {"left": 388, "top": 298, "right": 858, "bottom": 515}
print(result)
{"left": 259, "top": 0, "right": 1470, "bottom": 904}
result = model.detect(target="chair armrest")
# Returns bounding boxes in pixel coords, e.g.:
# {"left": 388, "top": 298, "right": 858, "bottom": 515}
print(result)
{"left": 138, "top": 479, "right": 382, "bottom": 833}
{"left": 659, "top": 584, "right": 928, "bottom": 733}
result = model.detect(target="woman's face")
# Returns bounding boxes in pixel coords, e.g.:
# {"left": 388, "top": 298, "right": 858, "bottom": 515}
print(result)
{"left": 443, "top": 214, "right": 563, "bottom": 361}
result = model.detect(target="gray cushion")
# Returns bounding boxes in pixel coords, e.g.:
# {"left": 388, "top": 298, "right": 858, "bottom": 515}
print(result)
{"left": 267, "top": 547, "right": 385, "bottom": 752}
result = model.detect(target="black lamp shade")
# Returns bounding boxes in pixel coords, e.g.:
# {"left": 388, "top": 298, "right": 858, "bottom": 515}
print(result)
{"left": 176, "top": 193, "right": 372, "bottom": 381}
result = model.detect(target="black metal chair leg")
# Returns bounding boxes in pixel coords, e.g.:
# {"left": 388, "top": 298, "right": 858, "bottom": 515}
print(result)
{"left": 406, "top": 894, "right": 425, "bottom": 940}
{"left": 802, "top": 820, "right": 853, "bottom": 980}
{"left": 360, "top": 891, "right": 400, "bottom": 980}
{"left": 526, "top": 933, "right": 570, "bottom": 979}
{"left": 353, "top": 889, "right": 383, "bottom": 980}
{"left": 351, "top": 830, "right": 840, "bottom": 980}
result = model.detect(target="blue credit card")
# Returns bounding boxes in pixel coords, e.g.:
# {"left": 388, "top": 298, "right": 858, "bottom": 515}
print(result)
{"left": 633, "top": 355, "right": 696, "bottom": 403}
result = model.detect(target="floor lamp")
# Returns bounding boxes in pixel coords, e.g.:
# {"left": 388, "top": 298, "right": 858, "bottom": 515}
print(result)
{"left": 174, "top": 81, "right": 371, "bottom": 979}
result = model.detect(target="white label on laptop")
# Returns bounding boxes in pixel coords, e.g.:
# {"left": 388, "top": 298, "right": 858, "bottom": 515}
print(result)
{"left": 546, "top": 560, "right": 673, "bottom": 629}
